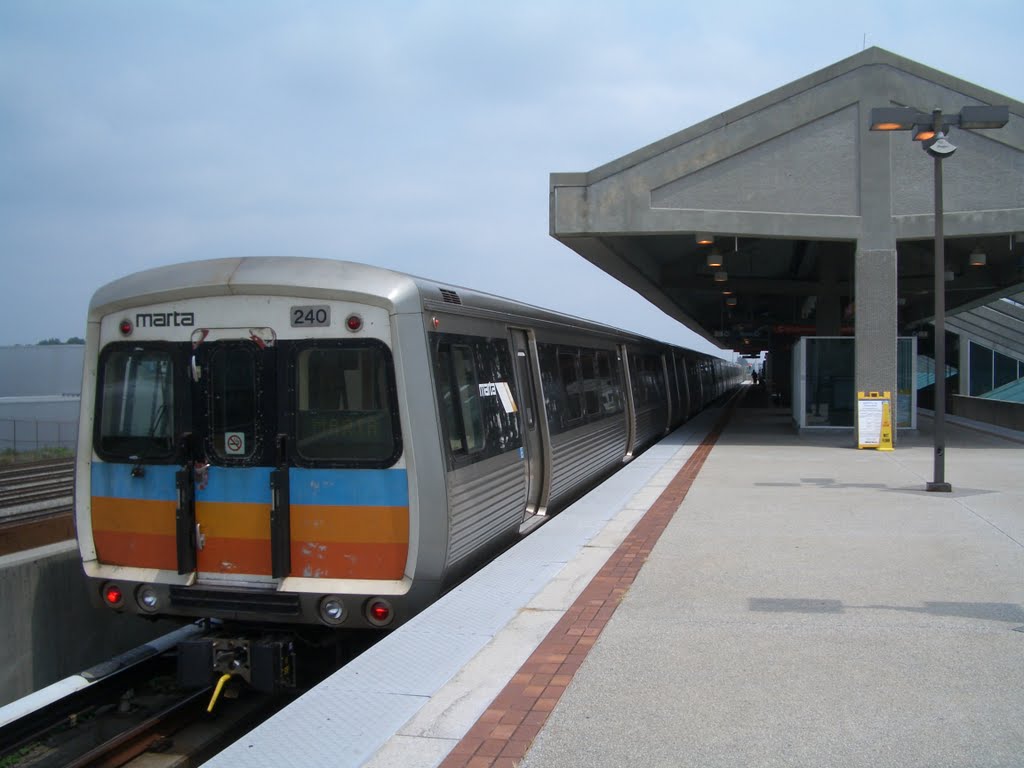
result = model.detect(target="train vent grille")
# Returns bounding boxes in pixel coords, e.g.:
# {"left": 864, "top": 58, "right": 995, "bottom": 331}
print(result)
{"left": 440, "top": 289, "right": 462, "bottom": 305}
{"left": 169, "top": 587, "right": 300, "bottom": 616}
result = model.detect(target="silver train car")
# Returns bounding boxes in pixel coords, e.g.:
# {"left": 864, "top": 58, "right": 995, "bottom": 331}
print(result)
{"left": 75, "top": 257, "right": 742, "bottom": 687}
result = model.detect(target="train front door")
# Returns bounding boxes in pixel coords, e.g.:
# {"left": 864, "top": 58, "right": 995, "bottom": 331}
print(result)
{"left": 510, "top": 329, "right": 547, "bottom": 518}
{"left": 184, "top": 330, "right": 286, "bottom": 585}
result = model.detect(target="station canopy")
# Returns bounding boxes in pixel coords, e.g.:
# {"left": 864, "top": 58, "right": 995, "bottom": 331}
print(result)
{"left": 549, "top": 48, "right": 1024, "bottom": 355}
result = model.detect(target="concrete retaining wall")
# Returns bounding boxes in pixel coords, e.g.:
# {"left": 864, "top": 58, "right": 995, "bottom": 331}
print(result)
{"left": 952, "top": 395, "right": 1024, "bottom": 432}
{"left": 0, "top": 541, "right": 178, "bottom": 707}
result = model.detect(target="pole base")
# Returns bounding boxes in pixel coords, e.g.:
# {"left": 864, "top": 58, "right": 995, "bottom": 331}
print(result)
{"left": 926, "top": 482, "right": 952, "bottom": 493}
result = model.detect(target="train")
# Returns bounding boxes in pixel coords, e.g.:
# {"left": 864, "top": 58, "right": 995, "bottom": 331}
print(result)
{"left": 75, "top": 257, "right": 743, "bottom": 690}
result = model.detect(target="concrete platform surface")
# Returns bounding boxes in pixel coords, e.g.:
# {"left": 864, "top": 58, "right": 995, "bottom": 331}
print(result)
{"left": 519, "top": 405, "right": 1024, "bottom": 768}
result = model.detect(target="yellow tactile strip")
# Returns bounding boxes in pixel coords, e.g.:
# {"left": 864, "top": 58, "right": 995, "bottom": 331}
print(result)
{"left": 439, "top": 397, "right": 738, "bottom": 768}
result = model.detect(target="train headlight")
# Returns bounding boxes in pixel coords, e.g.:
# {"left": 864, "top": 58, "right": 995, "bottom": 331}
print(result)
{"left": 365, "top": 598, "right": 393, "bottom": 627}
{"left": 102, "top": 582, "right": 125, "bottom": 609}
{"left": 136, "top": 586, "right": 160, "bottom": 613}
{"left": 318, "top": 596, "right": 346, "bottom": 625}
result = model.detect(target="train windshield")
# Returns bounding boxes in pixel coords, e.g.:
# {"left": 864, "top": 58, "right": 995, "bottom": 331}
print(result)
{"left": 97, "top": 346, "right": 176, "bottom": 459}
{"left": 293, "top": 342, "right": 400, "bottom": 464}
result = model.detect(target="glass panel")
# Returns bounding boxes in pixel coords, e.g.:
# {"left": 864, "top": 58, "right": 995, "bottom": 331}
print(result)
{"left": 452, "top": 345, "right": 484, "bottom": 454}
{"left": 634, "top": 355, "right": 664, "bottom": 407}
{"left": 295, "top": 345, "right": 398, "bottom": 462}
{"left": 558, "top": 352, "right": 583, "bottom": 420}
{"left": 994, "top": 351, "right": 1017, "bottom": 389}
{"left": 580, "top": 353, "right": 599, "bottom": 416}
{"left": 969, "top": 342, "right": 993, "bottom": 396}
{"left": 98, "top": 347, "right": 175, "bottom": 458}
{"left": 595, "top": 351, "right": 623, "bottom": 415}
{"left": 804, "top": 338, "right": 855, "bottom": 427}
{"left": 436, "top": 343, "right": 462, "bottom": 452}
{"left": 896, "top": 338, "right": 914, "bottom": 428}
{"left": 210, "top": 346, "right": 257, "bottom": 459}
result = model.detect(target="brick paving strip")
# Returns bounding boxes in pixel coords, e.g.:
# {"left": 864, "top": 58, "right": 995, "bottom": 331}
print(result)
{"left": 438, "top": 392, "right": 742, "bottom": 768}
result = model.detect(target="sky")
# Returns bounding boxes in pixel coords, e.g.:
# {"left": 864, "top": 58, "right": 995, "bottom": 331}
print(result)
{"left": 2, "top": 1, "right": 1023, "bottom": 355}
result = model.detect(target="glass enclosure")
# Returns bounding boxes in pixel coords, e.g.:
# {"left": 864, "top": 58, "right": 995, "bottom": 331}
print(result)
{"left": 792, "top": 337, "right": 916, "bottom": 430}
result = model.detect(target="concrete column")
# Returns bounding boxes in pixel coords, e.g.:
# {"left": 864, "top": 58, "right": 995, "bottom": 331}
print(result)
{"left": 858, "top": 76, "right": 900, "bottom": 445}
{"left": 854, "top": 247, "right": 898, "bottom": 443}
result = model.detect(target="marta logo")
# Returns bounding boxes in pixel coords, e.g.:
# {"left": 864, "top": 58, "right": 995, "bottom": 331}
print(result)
{"left": 135, "top": 311, "right": 196, "bottom": 327}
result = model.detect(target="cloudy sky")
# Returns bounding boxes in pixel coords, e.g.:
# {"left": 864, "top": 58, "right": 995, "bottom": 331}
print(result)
{"left": 2, "top": 1, "right": 1022, "bottom": 353}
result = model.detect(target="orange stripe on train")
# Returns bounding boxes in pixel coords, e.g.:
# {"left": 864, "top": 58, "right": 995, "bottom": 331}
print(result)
{"left": 92, "top": 497, "right": 176, "bottom": 536}
{"left": 195, "top": 502, "right": 271, "bottom": 540}
{"left": 290, "top": 505, "right": 409, "bottom": 544}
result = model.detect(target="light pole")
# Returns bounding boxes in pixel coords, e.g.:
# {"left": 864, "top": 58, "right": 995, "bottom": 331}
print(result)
{"left": 869, "top": 104, "right": 1008, "bottom": 493}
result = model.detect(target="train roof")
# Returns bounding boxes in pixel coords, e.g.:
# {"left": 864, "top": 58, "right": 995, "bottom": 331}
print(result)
{"left": 88, "top": 257, "right": 726, "bottom": 360}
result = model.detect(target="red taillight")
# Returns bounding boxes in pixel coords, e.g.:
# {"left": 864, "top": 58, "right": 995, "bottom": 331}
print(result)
{"left": 345, "top": 314, "right": 362, "bottom": 332}
{"left": 103, "top": 584, "right": 124, "bottom": 607}
{"left": 367, "top": 599, "right": 392, "bottom": 626}
{"left": 119, "top": 319, "right": 133, "bottom": 336}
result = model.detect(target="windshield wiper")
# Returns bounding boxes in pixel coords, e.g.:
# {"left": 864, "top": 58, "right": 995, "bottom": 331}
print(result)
{"left": 130, "top": 404, "right": 168, "bottom": 478}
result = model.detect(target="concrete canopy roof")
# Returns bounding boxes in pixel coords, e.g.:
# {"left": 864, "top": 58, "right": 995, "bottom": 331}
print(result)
{"left": 550, "top": 47, "right": 1024, "bottom": 355}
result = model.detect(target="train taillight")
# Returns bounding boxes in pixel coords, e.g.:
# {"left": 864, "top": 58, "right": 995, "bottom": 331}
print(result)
{"left": 365, "top": 599, "right": 393, "bottom": 627}
{"left": 119, "top": 319, "right": 133, "bottom": 336}
{"left": 102, "top": 583, "right": 124, "bottom": 608}
{"left": 345, "top": 314, "right": 363, "bottom": 332}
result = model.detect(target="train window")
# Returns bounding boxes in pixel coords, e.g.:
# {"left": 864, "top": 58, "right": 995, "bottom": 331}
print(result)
{"left": 558, "top": 352, "right": 583, "bottom": 421}
{"left": 209, "top": 346, "right": 258, "bottom": 460}
{"left": 451, "top": 344, "right": 485, "bottom": 454}
{"left": 435, "top": 343, "right": 463, "bottom": 454}
{"left": 595, "top": 351, "right": 624, "bottom": 415}
{"left": 96, "top": 346, "right": 176, "bottom": 459}
{"left": 293, "top": 343, "right": 400, "bottom": 464}
{"left": 432, "top": 333, "right": 522, "bottom": 466}
{"left": 580, "top": 353, "right": 599, "bottom": 416}
{"left": 631, "top": 354, "right": 665, "bottom": 408}
{"left": 537, "top": 343, "right": 624, "bottom": 433}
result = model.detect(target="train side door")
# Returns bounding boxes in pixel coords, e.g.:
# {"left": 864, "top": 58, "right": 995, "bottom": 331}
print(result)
{"left": 186, "top": 332, "right": 281, "bottom": 585}
{"left": 510, "top": 329, "right": 547, "bottom": 517}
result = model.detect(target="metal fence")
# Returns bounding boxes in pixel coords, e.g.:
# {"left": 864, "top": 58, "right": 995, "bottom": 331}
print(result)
{"left": 0, "top": 419, "right": 78, "bottom": 455}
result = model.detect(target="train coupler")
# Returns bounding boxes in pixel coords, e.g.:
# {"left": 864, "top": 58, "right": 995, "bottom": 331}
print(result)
{"left": 178, "top": 635, "right": 296, "bottom": 693}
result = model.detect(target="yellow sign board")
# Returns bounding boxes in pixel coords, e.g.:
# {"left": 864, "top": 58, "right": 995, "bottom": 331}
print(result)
{"left": 857, "top": 391, "right": 894, "bottom": 451}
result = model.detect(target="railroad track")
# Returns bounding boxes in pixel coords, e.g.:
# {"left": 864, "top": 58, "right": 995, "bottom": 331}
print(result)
{"left": 0, "top": 623, "right": 328, "bottom": 768}
{"left": 0, "top": 458, "right": 75, "bottom": 555}
{"left": 0, "top": 458, "right": 74, "bottom": 511}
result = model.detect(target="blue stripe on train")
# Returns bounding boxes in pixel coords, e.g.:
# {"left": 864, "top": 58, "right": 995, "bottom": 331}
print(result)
{"left": 289, "top": 468, "right": 409, "bottom": 507}
{"left": 91, "top": 462, "right": 408, "bottom": 507}
{"left": 91, "top": 463, "right": 178, "bottom": 501}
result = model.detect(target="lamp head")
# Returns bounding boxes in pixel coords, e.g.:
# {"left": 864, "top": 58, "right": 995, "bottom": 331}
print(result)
{"left": 923, "top": 132, "right": 957, "bottom": 158}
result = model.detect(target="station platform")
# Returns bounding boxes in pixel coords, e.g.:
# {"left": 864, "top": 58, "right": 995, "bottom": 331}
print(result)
{"left": 208, "top": 386, "right": 1024, "bottom": 768}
